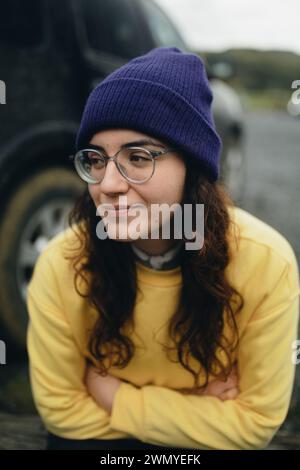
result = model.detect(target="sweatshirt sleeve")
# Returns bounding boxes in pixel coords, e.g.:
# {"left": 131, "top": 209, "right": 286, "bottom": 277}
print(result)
{"left": 110, "top": 256, "right": 300, "bottom": 450}
{"left": 26, "top": 246, "right": 129, "bottom": 440}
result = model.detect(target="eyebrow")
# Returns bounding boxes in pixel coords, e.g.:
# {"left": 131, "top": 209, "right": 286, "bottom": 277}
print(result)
{"left": 87, "top": 139, "right": 166, "bottom": 152}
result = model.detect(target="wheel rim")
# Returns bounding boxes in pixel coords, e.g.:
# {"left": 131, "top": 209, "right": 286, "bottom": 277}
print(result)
{"left": 17, "top": 198, "right": 74, "bottom": 302}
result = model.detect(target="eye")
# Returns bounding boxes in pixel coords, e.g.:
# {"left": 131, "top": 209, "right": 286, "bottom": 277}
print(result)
{"left": 150, "top": 151, "right": 160, "bottom": 157}
{"left": 89, "top": 156, "right": 100, "bottom": 163}
{"left": 87, "top": 152, "right": 105, "bottom": 166}
{"left": 130, "top": 154, "right": 150, "bottom": 162}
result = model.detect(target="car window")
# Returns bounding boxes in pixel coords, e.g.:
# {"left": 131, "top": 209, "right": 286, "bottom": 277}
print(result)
{"left": 0, "top": 0, "right": 45, "bottom": 48}
{"left": 139, "top": 0, "right": 187, "bottom": 50}
{"left": 81, "top": 0, "right": 144, "bottom": 59}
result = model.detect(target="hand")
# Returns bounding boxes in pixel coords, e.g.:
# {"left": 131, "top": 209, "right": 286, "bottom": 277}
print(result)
{"left": 178, "top": 362, "right": 239, "bottom": 401}
{"left": 84, "top": 363, "right": 122, "bottom": 414}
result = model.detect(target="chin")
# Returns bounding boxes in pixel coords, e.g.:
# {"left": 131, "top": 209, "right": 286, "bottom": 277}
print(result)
{"left": 104, "top": 225, "right": 140, "bottom": 242}
{"left": 103, "top": 214, "right": 155, "bottom": 240}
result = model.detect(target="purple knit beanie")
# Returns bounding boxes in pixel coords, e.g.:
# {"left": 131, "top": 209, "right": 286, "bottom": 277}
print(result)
{"left": 76, "top": 46, "right": 222, "bottom": 182}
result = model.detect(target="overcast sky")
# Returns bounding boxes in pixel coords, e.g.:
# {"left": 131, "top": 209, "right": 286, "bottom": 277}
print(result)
{"left": 156, "top": 0, "right": 300, "bottom": 55}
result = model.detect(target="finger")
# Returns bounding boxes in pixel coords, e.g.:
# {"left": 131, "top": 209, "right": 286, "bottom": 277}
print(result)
{"left": 226, "top": 374, "right": 238, "bottom": 388}
{"left": 219, "top": 387, "right": 239, "bottom": 401}
{"left": 209, "top": 374, "right": 236, "bottom": 393}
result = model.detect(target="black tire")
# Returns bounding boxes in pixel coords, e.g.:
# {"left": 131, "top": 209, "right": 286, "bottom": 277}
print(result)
{"left": 0, "top": 167, "right": 84, "bottom": 349}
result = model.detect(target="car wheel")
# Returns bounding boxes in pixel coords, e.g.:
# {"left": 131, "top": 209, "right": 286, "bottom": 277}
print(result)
{"left": 0, "top": 167, "right": 84, "bottom": 349}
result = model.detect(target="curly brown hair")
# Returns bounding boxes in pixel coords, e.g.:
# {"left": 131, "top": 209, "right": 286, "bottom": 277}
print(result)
{"left": 65, "top": 156, "right": 244, "bottom": 391}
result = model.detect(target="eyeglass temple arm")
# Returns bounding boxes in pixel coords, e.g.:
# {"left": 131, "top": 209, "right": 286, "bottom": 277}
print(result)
{"left": 153, "top": 147, "right": 177, "bottom": 157}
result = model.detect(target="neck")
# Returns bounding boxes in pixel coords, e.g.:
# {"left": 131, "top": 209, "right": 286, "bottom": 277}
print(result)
{"left": 131, "top": 238, "right": 180, "bottom": 256}
{"left": 130, "top": 239, "right": 184, "bottom": 270}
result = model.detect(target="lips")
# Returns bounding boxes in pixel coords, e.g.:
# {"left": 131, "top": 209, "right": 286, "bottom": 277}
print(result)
{"left": 99, "top": 203, "right": 146, "bottom": 218}
{"left": 111, "top": 207, "right": 129, "bottom": 213}
{"left": 101, "top": 205, "right": 130, "bottom": 217}
{"left": 105, "top": 206, "right": 130, "bottom": 213}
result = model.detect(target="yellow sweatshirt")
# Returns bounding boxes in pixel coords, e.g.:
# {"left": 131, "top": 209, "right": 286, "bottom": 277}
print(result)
{"left": 26, "top": 206, "right": 300, "bottom": 450}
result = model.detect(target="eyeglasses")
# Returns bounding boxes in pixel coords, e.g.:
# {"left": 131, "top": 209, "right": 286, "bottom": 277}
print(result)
{"left": 69, "top": 145, "right": 176, "bottom": 184}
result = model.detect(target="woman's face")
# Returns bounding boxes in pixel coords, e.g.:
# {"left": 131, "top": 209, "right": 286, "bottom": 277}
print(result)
{"left": 88, "top": 128, "right": 187, "bottom": 254}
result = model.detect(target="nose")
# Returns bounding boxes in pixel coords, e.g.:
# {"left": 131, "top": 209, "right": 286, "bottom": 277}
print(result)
{"left": 98, "top": 160, "right": 129, "bottom": 194}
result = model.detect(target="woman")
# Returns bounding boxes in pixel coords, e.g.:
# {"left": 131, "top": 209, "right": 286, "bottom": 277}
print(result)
{"left": 26, "top": 47, "right": 300, "bottom": 450}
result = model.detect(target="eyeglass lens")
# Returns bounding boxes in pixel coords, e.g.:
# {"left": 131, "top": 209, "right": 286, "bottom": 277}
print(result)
{"left": 76, "top": 148, "right": 155, "bottom": 183}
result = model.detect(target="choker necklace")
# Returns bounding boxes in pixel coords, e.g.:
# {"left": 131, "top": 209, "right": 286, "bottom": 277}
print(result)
{"left": 131, "top": 240, "right": 184, "bottom": 270}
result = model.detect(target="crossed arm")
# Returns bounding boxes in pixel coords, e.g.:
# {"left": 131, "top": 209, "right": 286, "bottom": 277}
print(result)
{"left": 84, "top": 361, "right": 240, "bottom": 415}
{"left": 27, "top": 246, "right": 300, "bottom": 449}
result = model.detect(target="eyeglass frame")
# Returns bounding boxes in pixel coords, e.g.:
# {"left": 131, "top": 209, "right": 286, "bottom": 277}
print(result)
{"left": 69, "top": 145, "right": 177, "bottom": 184}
